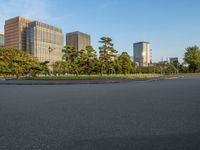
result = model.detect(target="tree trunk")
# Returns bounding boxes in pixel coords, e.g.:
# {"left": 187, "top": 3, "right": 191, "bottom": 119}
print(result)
{"left": 16, "top": 73, "right": 19, "bottom": 80}
{"left": 75, "top": 71, "right": 79, "bottom": 77}
{"left": 100, "top": 66, "right": 103, "bottom": 77}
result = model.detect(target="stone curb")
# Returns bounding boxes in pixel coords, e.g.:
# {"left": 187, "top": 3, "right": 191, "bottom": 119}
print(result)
{"left": 0, "top": 76, "right": 183, "bottom": 85}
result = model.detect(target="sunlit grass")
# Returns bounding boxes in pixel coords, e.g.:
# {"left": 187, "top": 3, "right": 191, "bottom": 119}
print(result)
{"left": 29, "top": 74, "right": 162, "bottom": 80}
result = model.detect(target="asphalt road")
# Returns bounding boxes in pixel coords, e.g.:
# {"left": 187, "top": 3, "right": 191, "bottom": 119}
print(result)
{"left": 0, "top": 77, "right": 200, "bottom": 150}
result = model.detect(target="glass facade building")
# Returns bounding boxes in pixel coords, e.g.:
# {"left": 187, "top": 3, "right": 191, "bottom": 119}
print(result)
{"left": 26, "top": 21, "right": 64, "bottom": 65}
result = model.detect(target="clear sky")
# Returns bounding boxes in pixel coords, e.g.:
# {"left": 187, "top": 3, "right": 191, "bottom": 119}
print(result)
{"left": 0, "top": 0, "right": 200, "bottom": 62}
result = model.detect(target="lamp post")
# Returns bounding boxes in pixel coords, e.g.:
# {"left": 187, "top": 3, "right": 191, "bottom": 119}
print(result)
{"left": 48, "top": 46, "right": 55, "bottom": 73}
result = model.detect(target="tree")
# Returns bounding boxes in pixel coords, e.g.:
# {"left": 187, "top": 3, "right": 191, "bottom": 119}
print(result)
{"left": 179, "top": 63, "right": 189, "bottom": 73}
{"left": 63, "top": 45, "right": 78, "bottom": 64}
{"left": 79, "top": 46, "right": 97, "bottom": 75}
{"left": 118, "top": 52, "right": 133, "bottom": 75}
{"left": 0, "top": 47, "right": 44, "bottom": 79}
{"left": 99, "top": 37, "right": 118, "bottom": 76}
{"left": 53, "top": 61, "right": 66, "bottom": 76}
{"left": 39, "top": 61, "right": 50, "bottom": 75}
{"left": 114, "top": 59, "right": 122, "bottom": 74}
{"left": 164, "top": 64, "right": 178, "bottom": 74}
{"left": 62, "top": 45, "right": 80, "bottom": 76}
{"left": 0, "top": 47, "right": 15, "bottom": 76}
{"left": 184, "top": 46, "right": 200, "bottom": 72}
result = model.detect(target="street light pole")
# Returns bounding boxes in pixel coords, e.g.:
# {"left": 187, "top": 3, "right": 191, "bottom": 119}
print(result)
{"left": 48, "top": 46, "right": 55, "bottom": 73}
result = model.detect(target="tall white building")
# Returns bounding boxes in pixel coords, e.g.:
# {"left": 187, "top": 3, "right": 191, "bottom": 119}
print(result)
{"left": 0, "top": 33, "right": 4, "bottom": 47}
{"left": 133, "top": 41, "right": 151, "bottom": 67}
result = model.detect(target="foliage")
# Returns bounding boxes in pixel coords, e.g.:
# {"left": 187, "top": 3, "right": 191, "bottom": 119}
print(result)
{"left": 62, "top": 45, "right": 80, "bottom": 76}
{"left": 133, "top": 66, "right": 162, "bottom": 74}
{"left": 78, "top": 46, "right": 98, "bottom": 75}
{"left": 0, "top": 48, "right": 48, "bottom": 78}
{"left": 99, "top": 37, "right": 118, "bottom": 75}
{"left": 53, "top": 61, "right": 66, "bottom": 76}
{"left": 179, "top": 63, "right": 189, "bottom": 73}
{"left": 163, "top": 64, "right": 178, "bottom": 74}
{"left": 4, "top": 37, "right": 199, "bottom": 79}
{"left": 184, "top": 46, "right": 200, "bottom": 72}
{"left": 117, "top": 52, "right": 133, "bottom": 75}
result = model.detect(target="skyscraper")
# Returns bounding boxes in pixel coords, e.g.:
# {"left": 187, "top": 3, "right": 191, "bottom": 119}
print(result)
{"left": 26, "top": 21, "right": 64, "bottom": 65}
{"left": 0, "top": 33, "right": 4, "bottom": 47}
{"left": 134, "top": 41, "right": 151, "bottom": 67}
{"left": 66, "top": 31, "right": 91, "bottom": 51}
{"left": 4, "top": 16, "right": 32, "bottom": 51}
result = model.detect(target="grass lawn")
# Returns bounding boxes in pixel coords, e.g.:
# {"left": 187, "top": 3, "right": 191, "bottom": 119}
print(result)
{"left": 26, "top": 74, "right": 163, "bottom": 80}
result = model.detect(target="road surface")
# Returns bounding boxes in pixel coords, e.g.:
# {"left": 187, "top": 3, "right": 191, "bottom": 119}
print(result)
{"left": 0, "top": 77, "right": 200, "bottom": 150}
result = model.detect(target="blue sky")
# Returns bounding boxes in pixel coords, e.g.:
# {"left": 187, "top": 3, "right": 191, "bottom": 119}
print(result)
{"left": 0, "top": 0, "right": 200, "bottom": 62}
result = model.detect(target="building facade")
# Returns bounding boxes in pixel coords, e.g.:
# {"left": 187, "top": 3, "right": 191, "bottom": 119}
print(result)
{"left": 170, "top": 57, "right": 179, "bottom": 64}
{"left": 26, "top": 21, "right": 64, "bottom": 65}
{"left": 4, "top": 16, "right": 32, "bottom": 51}
{"left": 0, "top": 33, "right": 4, "bottom": 47}
{"left": 66, "top": 31, "right": 91, "bottom": 51}
{"left": 134, "top": 41, "right": 151, "bottom": 67}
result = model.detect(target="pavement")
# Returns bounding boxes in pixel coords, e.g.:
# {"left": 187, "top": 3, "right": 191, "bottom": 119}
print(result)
{"left": 0, "top": 77, "right": 200, "bottom": 150}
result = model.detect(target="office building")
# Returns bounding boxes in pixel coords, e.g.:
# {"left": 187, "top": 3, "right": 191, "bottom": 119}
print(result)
{"left": 4, "top": 16, "right": 32, "bottom": 51}
{"left": 66, "top": 31, "right": 91, "bottom": 51}
{"left": 170, "top": 57, "right": 179, "bottom": 64}
{"left": 0, "top": 33, "right": 4, "bottom": 47}
{"left": 26, "top": 21, "right": 64, "bottom": 65}
{"left": 134, "top": 41, "right": 151, "bottom": 67}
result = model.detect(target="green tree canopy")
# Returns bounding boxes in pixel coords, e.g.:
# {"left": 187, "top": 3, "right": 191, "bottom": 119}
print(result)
{"left": 63, "top": 45, "right": 78, "bottom": 63}
{"left": 62, "top": 45, "right": 81, "bottom": 76}
{"left": 79, "top": 46, "right": 98, "bottom": 75}
{"left": 0, "top": 47, "right": 47, "bottom": 78}
{"left": 53, "top": 61, "right": 66, "bottom": 76}
{"left": 117, "top": 52, "right": 133, "bottom": 75}
{"left": 99, "top": 37, "right": 118, "bottom": 75}
{"left": 164, "top": 64, "right": 178, "bottom": 74}
{"left": 184, "top": 46, "right": 200, "bottom": 72}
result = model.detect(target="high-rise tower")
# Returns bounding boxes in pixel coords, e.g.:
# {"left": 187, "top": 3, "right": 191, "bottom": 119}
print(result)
{"left": 133, "top": 41, "right": 151, "bottom": 67}
{"left": 66, "top": 31, "right": 91, "bottom": 51}
{"left": 4, "top": 16, "right": 32, "bottom": 51}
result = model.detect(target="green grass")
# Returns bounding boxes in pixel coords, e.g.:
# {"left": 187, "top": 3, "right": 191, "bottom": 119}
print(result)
{"left": 24, "top": 74, "right": 162, "bottom": 80}
{"left": 3, "top": 73, "right": 200, "bottom": 80}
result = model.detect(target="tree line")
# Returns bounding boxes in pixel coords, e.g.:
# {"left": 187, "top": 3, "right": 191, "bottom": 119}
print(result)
{"left": 53, "top": 37, "right": 179, "bottom": 76}
{"left": 0, "top": 37, "right": 200, "bottom": 79}
{"left": 0, "top": 48, "right": 49, "bottom": 79}
{"left": 54, "top": 37, "right": 135, "bottom": 76}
